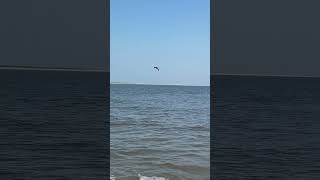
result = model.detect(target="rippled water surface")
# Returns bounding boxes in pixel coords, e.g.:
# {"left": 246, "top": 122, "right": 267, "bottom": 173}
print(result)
{"left": 212, "top": 75, "right": 320, "bottom": 179}
{"left": 111, "top": 84, "right": 210, "bottom": 180}
{"left": 0, "top": 70, "right": 108, "bottom": 180}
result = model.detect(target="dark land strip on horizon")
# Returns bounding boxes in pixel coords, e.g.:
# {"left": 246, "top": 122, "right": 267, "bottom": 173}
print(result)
{"left": 212, "top": 73, "right": 320, "bottom": 79}
{"left": 0, "top": 65, "right": 107, "bottom": 72}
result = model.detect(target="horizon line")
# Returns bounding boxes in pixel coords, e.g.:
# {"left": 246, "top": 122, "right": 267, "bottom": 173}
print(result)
{"left": 0, "top": 66, "right": 107, "bottom": 72}
{"left": 111, "top": 82, "right": 209, "bottom": 87}
{"left": 212, "top": 73, "right": 320, "bottom": 78}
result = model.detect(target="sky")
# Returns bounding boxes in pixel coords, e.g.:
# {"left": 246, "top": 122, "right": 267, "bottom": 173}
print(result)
{"left": 111, "top": 0, "right": 210, "bottom": 86}
{"left": 213, "top": 0, "right": 320, "bottom": 77}
{"left": 0, "top": 0, "right": 107, "bottom": 71}
{"left": 3, "top": 1, "right": 319, "bottom": 78}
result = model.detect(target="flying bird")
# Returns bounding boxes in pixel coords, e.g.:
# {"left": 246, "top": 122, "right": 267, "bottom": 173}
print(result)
{"left": 153, "top": 66, "right": 159, "bottom": 71}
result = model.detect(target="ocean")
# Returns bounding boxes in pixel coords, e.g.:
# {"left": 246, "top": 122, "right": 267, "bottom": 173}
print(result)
{"left": 0, "top": 69, "right": 109, "bottom": 180}
{"left": 212, "top": 75, "right": 320, "bottom": 179}
{"left": 111, "top": 84, "right": 210, "bottom": 180}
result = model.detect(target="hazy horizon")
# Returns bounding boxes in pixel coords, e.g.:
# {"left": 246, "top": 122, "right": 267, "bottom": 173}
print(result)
{"left": 110, "top": 81, "right": 210, "bottom": 86}
{"left": 0, "top": 65, "right": 107, "bottom": 72}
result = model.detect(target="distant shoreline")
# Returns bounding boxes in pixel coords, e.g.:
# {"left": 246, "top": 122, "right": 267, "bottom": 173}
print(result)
{"left": 110, "top": 82, "right": 209, "bottom": 87}
{"left": 0, "top": 66, "right": 107, "bottom": 73}
{"left": 212, "top": 73, "right": 320, "bottom": 79}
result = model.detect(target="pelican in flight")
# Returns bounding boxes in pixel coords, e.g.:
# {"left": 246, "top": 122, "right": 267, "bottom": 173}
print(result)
{"left": 153, "top": 66, "right": 159, "bottom": 71}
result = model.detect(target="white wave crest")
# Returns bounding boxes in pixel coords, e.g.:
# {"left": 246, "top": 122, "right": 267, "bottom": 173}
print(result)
{"left": 138, "top": 174, "right": 169, "bottom": 180}
{"left": 110, "top": 174, "right": 169, "bottom": 180}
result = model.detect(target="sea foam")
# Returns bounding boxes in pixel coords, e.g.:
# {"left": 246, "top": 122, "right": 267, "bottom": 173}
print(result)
{"left": 138, "top": 174, "right": 169, "bottom": 180}
{"left": 110, "top": 174, "right": 168, "bottom": 180}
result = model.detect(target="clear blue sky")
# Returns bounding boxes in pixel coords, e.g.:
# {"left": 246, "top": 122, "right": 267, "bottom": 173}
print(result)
{"left": 111, "top": 0, "right": 210, "bottom": 86}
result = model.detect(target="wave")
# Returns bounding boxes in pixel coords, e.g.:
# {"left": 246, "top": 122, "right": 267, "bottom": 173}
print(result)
{"left": 110, "top": 174, "right": 169, "bottom": 180}
{"left": 138, "top": 174, "right": 169, "bottom": 180}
